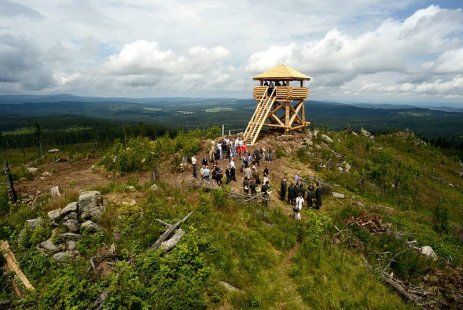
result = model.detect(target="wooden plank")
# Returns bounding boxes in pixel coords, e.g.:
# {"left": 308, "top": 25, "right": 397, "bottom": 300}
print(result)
{"left": 0, "top": 240, "right": 35, "bottom": 293}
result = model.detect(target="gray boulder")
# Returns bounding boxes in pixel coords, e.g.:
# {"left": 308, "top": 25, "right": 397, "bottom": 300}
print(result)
{"left": 60, "top": 232, "right": 82, "bottom": 241}
{"left": 80, "top": 205, "right": 105, "bottom": 221}
{"left": 78, "top": 191, "right": 103, "bottom": 212}
{"left": 39, "top": 238, "right": 65, "bottom": 254}
{"left": 60, "top": 202, "right": 78, "bottom": 216}
{"left": 321, "top": 134, "right": 334, "bottom": 144}
{"left": 65, "top": 240, "right": 77, "bottom": 251}
{"left": 53, "top": 250, "right": 79, "bottom": 262}
{"left": 26, "top": 217, "right": 44, "bottom": 228}
{"left": 63, "top": 212, "right": 78, "bottom": 222}
{"left": 332, "top": 192, "right": 345, "bottom": 199}
{"left": 80, "top": 220, "right": 100, "bottom": 232}
{"left": 47, "top": 209, "right": 62, "bottom": 222}
{"left": 63, "top": 220, "right": 80, "bottom": 233}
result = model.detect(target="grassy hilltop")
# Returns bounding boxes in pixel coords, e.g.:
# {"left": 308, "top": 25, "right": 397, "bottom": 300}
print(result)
{"left": 0, "top": 127, "right": 462, "bottom": 309}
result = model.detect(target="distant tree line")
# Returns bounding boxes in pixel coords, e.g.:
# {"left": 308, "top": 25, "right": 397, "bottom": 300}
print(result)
{"left": 0, "top": 115, "right": 170, "bottom": 151}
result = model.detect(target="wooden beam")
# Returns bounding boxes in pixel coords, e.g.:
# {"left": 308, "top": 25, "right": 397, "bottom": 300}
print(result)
{"left": 288, "top": 101, "right": 304, "bottom": 127}
{"left": 288, "top": 124, "right": 307, "bottom": 131}
{"left": 270, "top": 113, "right": 285, "bottom": 126}
{"left": 264, "top": 123, "right": 288, "bottom": 128}
{"left": 0, "top": 240, "right": 35, "bottom": 294}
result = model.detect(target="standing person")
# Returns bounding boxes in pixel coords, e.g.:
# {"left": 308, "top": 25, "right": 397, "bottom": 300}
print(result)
{"left": 294, "top": 192, "right": 304, "bottom": 220}
{"left": 307, "top": 184, "right": 315, "bottom": 209}
{"left": 222, "top": 139, "right": 228, "bottom": 159}
{"left": 225, "top": 167, "right": 232, "bottom": 184}
{"left": 263, "top": 166, "right": 269, "bottom": 185}
{"left": 288, "top": 183, "right": 296, "bottom": 204}
{"left": 242, "top": 142, "right": 247, "bottom": 156}
{"left": 250, "top": 179, "right": 257, "bottom": 196}
{"left": 294, "top": 173, "right": 300, "bottom": 185}
{"left": 202, "top": 157, "right": 208, "bottom": 167}
{"left": 247, "top": 152, "right": 252, "bottom": 167}
{"left": 268, "top": 80, "right": 275, "bottom": 96}
{"left": 191, "top": 155, "right": 197, "bottom": 178}
{"left": 202, "top": 165, "right": 210, "bottom": 182}
{"left": 243, "top": 177, "right": 250, "bottom": 195}
{"left": 244, "top": 165, "right": 252, "bottom": 181}
{"left": 267, "top": 147, "right": 273, "bottom": 163}
{"left": 280, "top": 177, "right": 287, "bottom": 201}
{"left": 229, "top": 158, "right": 237, "bottom": 181}
{"left": 252, "top": 165, "right": 261, "bottom": 185}
{"left": 261, "top": 181, "right": 271, "bottom": 207}
{"left": 253, "top": 149, "right": 261, "bottom": 167}
{"left": 217, "top": 141, "right": 222, "bottom": 160}
{"left": 315, "top": 182, "right": 323, "bottom": 210}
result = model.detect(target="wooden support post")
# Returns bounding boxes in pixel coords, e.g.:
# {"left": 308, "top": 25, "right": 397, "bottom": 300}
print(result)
{"left": 301, "top": 100, "right": 305, "bottom": 125}
{"left": 3, "top": 161, "right": 17, "bottom": 203}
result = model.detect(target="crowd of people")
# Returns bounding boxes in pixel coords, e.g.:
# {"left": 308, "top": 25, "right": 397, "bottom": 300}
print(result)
{"left": 191, "top": 136, "right": 322, "bottom": 219}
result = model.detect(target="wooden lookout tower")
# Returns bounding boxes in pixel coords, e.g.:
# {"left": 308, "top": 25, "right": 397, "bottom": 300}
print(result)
{"left": 243, "top": 64, "right": 311, "bottom": 145}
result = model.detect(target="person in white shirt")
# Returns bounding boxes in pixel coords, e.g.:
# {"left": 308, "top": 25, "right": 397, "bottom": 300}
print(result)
{"left": 191, "top": 155, "right": 197, "bottom": 178}
{"left": 229, "top": 158, "right": 237, "bottom": 181}
{"left": 294, "top": 193, "right": 304, "bottom": 220}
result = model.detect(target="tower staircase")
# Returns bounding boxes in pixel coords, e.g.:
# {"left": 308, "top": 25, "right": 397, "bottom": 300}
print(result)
{"left": 243, "top": 87, "right": 276, "bottom": 145}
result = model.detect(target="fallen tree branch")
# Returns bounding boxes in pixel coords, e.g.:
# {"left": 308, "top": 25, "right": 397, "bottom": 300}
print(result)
{"left": 155, "top": 219, "right": 172, "bottom": 228}
{"left": 150, "top": 212, "right": 193, "bottom": 251}
{"left": 160, "top": 228, "right": 185, "bottom": 252}
{"left": 0, "top": 240, "right": 34, "bottom": 295}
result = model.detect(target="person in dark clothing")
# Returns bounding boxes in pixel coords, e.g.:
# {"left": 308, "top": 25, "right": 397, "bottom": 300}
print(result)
{"left": 261, "top": 181, "right": 270, "bottom": 207}
{"left": 225, "top": 167, "right": 232, "bottom": 184}
{"left": 288, "top": 183, "right": 296, "bottom": 204}
{"left": 222, "top": 140, "right": 228, "bottom": 159}
{"left": 298, "top": 184, "right": 306, "bottom": 199}
{"left": 306, "top": 184, "right": 315, "bottom": 209}
{"left": 214, "top": 148, "right": 220, "bottom": 161}
{"left": 243, "top": 177, "right": 250, "bottom": 195}
{"left": 280, "top": 177, "right": 287, "bottom": 200}
{"left": 315, "top": 182, "right": 323, "bottom": 209}
{"left": 250, "top": 179, "right": 257, "bottom": 196}
{"left": 253, "top": 149, "right": 261, "bottom": 166}
{"left": 202, "top": 157, "right": 208, "bottom": 166}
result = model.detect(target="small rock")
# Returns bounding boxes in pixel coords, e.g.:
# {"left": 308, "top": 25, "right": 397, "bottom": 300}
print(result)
{"left": 63, "top": 220, "right": 80, "bottom": 233}
{"left": 60, "top": 202, "right": 78, "bottom": 216}
{"left": 81, "top": 220, "right": 100, "bottom": 232}
{"left": 53, "top": 250, "right": 79, "bottom": 262}
{"left": 48, "top": 148, "right": 60, "bottom": 153}
{"left": 420, "top": 246, "right": 438, "bottom": 261}
{"left": 50, "top": 186, "right": 61, "bottom": 197}
{"left": 27, "top": 167, "right": 38, "bottom": 174}
{"left": 42, "top": 171, "right": 52, "bottom": 177}
{"left": 360, "top": 128, "right": 371, "bottom": 137}
{"left": 351, "top": 131, "right": 358, "bottom": 136}
{"left": 150, "top": 184, "right": 158, "bottom": 191}
{"left": 63, "top": 212, "right": 78, "bottom": 221}
{"left": 313, "top": 129, "right": 319, "bottom": 137}
{"left": 338, "top": 167, "right": 343, "bottom": 172}
{"left": 48, "top": 208, "right": 63, "bottom": 222}
{"left": 332, "top": 192, "right": 345, "bottom": 199}
{"left": 219, "top": 281, "right": 240, "bottom": 292}
{"left": 122, "top": 199, "right": 136, "bottom": 207}
{"left": 344, "top": 162, "right": 352, "bottom": 173}
{"left": 321, "top": 134, "right": 334, "bottom": 144}
{"left": 65, "top": 240, "right": 76, "bottom": 251}
{"left": 39, "top": 177, "right": 46, "bottom": 181}
{"left": 39, "top": 238, "right": 65, "bottom": 254}
{"left": 60, "top": 232, "right": 82, "bottom": 241}
{"left": 126, "top": 185, "right": 136, "bottom": 192}
{"left": 25, "top": 217, "right": 44, "bottom": 228}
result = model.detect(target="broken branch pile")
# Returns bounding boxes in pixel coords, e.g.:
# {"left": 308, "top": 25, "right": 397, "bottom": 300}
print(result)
{"left": 344, "top": 212, "right": 392, "bottom": 233}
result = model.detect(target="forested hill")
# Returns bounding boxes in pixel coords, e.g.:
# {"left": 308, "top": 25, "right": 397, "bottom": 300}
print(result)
{"left": 1, "top": 96, "right": 463, "bottom": 140}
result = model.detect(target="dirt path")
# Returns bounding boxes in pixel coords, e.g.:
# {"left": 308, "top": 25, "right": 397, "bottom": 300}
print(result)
{"left": 272, "top": 243, "right": 308, "bottom": 309}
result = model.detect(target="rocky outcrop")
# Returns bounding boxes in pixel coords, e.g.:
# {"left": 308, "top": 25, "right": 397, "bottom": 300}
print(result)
{"left": 36, "top": 191, "right": 105, "bottom": 262}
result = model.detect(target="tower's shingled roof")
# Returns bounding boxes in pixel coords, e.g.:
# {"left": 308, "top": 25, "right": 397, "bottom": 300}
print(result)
{"left": 253, "top": 64, "right": 310, "bottom": 81}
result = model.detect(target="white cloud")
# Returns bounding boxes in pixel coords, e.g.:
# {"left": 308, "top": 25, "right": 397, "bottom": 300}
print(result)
{"left": 0, "top": 1, "right": 462, "bottom": 103}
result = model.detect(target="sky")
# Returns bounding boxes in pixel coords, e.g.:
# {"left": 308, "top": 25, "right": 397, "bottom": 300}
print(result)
{"left": 0, "top": 0, "right": 462, "bottom": 105}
